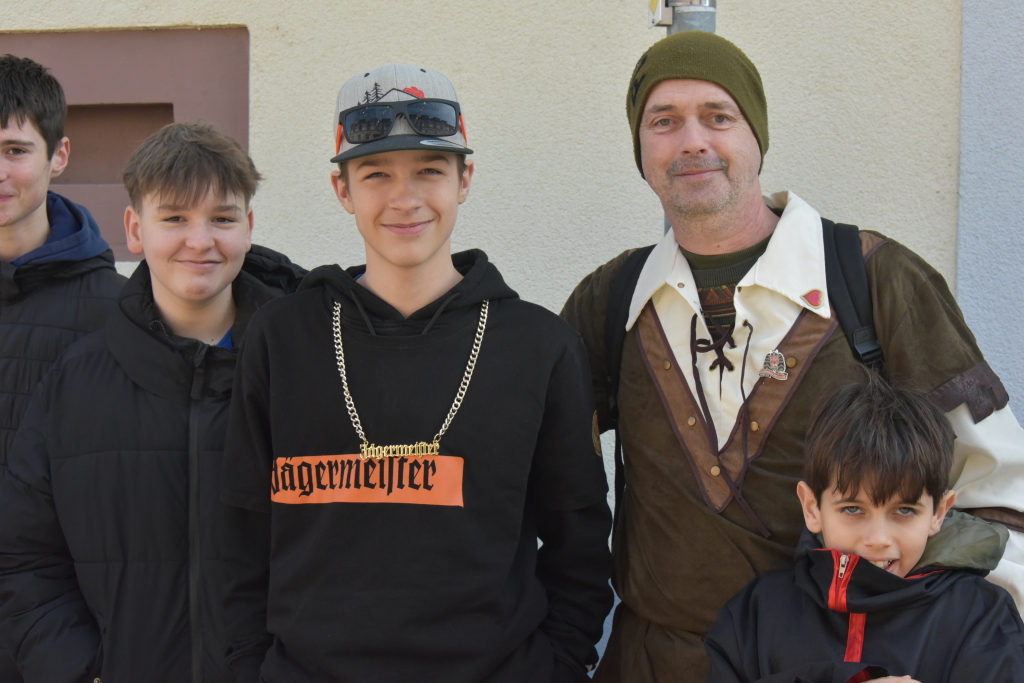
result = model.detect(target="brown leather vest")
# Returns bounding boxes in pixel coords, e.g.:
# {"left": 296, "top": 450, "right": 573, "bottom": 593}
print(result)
{"left": 633, "top": 232, "right": 885, "bottom": 534}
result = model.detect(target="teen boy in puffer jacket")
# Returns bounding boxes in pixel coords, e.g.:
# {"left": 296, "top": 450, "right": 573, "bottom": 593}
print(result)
{"left": 0, "top": 123, "right": 306, "bottom": 683}
{"left": 704, "top": 370, "right": 1024, "bottom": 683}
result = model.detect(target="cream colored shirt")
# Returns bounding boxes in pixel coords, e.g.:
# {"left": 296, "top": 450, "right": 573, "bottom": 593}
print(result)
{"left": 627, "top": 191, "right": 828, "bottom": 450}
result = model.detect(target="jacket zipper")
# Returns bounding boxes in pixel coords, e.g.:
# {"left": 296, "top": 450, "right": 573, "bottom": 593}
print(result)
{"left": 188, "top": 347, "right": 207, "bottom": 683}
{"left": 828, "top": 551, "right": 858, "bottom": 611}
{"left": 828, "top": 551, "right": 866, "bottom": 664}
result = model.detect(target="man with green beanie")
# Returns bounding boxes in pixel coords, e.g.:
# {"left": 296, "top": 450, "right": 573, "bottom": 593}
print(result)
{"left": 561, "top": 30, "right": 1024, "bottom": 682}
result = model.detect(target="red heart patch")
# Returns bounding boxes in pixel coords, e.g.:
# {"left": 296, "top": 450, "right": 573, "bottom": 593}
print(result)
{"left": 802, "top": 289, "right": 823, "bottom": 308}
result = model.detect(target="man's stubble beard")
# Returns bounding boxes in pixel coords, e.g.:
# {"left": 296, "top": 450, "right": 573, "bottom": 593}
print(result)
{"left": 660, "top": 156, "right": 741, "bottom": 220}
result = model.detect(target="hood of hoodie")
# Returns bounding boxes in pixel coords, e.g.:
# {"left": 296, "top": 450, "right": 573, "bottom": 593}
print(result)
{"left": 1, "top": 192, "right": 116, "bottom": 301}
{"left": 793, "top": 511, "right": 1008, "bottom": 614}
{"left": 299, "top": 249, "right": 518, "bottom": 336}
{"left": 107, "top": 244, "right": 306, "bottom": 401}
{"left": 11, "top": 191, "right": 111, "bottom": 266}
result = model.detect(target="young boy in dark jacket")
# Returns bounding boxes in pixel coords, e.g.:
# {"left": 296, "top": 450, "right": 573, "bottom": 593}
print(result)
{"left": 704, "top": 370, "right": 1024, "bottom": 683}
{"left": 0, "top": 123, "right": 305, "bottom": 683}
{"left": 220, "top": 64, "right": 613, "bottom": 683}
{"left": 0, "top": 54, "right": 126, "bottom": 683}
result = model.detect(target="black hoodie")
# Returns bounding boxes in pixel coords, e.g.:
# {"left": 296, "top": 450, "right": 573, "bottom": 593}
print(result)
{"left": 704, "top": 515, "right": 1024, "bottom": 683}
{"left": 221, "top": 250, "right": 613, "bottom": 683}
{"left": 0, "top": 245, "right": 305, "bottom": 683}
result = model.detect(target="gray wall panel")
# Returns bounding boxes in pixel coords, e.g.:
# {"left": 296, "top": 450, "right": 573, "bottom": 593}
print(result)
{"left": 958, "top": 0, "right": 1024, "bottom": 419}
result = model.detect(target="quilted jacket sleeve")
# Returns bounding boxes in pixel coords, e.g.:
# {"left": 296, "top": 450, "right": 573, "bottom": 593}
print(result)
{"left": 0, "top": 372, "right": 101, "bottom": 682}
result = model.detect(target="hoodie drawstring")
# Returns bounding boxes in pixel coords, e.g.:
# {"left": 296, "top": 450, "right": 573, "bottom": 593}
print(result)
{"left": 422, "top": 291, "right": 462, "bottom": 335}
{"left": 349, "top": 295, "right": 378, "bottom": 336}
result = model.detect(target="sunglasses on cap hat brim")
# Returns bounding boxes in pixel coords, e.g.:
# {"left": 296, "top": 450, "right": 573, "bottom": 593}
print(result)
{"left": 334, "top": 98, "right": 468, "bottom": 154}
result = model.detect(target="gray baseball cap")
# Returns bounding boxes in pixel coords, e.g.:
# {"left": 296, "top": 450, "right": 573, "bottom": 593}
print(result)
{"left": 331, "top": 64, "right": 473, "bottom": 163}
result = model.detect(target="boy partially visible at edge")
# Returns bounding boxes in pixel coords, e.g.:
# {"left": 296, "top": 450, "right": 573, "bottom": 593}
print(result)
{"left": 220, "top": 63, "right": 613, "bottom": 683}
{"left": 0, "top": 53, "right": 125, "bottom": 683}
{"left": 705, "top": 370, "right": 1024, "bottom": 683}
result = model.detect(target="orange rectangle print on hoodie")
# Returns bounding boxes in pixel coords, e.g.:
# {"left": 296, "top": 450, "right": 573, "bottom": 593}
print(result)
{"left": 270, "top": 454, "right": 464, "bottom": 507}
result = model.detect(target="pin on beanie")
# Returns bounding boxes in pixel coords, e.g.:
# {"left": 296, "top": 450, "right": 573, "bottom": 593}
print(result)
{"left": 626, "top": 31, "right": 768, "bottom": 177}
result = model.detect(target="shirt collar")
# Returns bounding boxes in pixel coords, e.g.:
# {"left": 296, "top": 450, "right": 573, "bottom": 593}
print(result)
{"left": 626, "top": 227, "right": 686, "bottom": 330}
{"left": 745, "top": 190, "right": 830, "bottom": 319}
{"left": 625, "top": 190, "right": 830, "bottom": 331}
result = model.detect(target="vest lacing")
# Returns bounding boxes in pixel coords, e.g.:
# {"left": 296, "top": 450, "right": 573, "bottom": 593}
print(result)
{"left": 689, "top": 314, "right": 771, "bottom": 537}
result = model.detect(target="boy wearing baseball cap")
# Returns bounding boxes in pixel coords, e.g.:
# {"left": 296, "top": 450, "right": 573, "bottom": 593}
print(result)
{"left": 220, "top": 64, "right": 613, "bottom": 683}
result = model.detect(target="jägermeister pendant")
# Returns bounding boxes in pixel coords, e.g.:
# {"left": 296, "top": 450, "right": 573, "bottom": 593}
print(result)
{"left": 360, "top": 441, "right": 440, "bottom": 461}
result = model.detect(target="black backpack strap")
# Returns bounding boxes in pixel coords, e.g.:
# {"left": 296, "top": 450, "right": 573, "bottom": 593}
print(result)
{"left": 821, "top": 219, "right": 883, "bottom": 368}
{"left": 604, "top": 245, "right": 655, "bottom": 527}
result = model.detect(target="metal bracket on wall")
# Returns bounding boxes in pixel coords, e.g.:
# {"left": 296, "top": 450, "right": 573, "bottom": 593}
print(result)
{"left": 667, "top": 0, "right": 717, "bottom": 35}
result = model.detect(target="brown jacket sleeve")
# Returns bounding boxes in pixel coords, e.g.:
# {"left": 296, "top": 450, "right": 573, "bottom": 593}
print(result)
{"left": 866, "top": 232, "right": 1008, "bottom": 422}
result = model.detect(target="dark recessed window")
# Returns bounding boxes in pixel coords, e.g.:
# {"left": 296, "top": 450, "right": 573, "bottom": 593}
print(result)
{"left": 1, "top": 28, "right": 248, "bottom": 260}
{"left": 54, "top": 104, "right": 175, "bottom": 185}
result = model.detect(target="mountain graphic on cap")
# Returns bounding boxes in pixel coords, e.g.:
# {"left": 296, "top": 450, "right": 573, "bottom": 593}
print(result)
{"left": 331, "top": 64, "right": 473, "bottom": 164}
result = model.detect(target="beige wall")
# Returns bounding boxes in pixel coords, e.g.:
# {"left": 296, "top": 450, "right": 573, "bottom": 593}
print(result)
{"left": 724, "top": 2, "right": 963, "bottom": 287}
{"left": 3, "top": 1, "right": 962, "bottom": 310}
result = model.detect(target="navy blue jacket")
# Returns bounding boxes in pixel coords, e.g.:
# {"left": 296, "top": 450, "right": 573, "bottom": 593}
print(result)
{"left": 705, "top": 518, "right": 1024, "bottom": 683}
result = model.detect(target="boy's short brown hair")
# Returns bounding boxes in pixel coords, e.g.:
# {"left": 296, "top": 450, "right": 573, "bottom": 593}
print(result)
{"left": 0, "top": 55, "right": 66, "bottom": 158}
{"left": 804, "top": 369, "right": 954, "bottom": 510}
{"left": 122, "top": 122, "right": 261, "bottom": 210}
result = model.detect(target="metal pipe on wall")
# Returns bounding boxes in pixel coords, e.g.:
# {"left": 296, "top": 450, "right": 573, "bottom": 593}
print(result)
{"left": 667, "top": 0, "right": 717, "bottom": 35}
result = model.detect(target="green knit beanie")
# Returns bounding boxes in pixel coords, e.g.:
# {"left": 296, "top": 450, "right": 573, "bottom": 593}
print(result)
{"left": 627, "top": 31, "right": 768, "bottom": 177}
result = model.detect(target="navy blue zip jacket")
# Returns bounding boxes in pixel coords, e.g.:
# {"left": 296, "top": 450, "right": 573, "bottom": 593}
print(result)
{"left": 0, "top": 245, "right": 305, "bottom": 683}
{"left": 705, "top": 514, "right": 1024, "bottom": 683}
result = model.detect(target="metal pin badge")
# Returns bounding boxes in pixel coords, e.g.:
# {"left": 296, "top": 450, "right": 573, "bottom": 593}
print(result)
{"left": 758, "top": 349, "right": 790, "bottom": 380}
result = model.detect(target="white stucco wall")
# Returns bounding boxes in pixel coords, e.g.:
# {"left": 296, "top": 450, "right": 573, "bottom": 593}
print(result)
{"left": 957, "top": 0, "right": 1024, "bottom": 420}
{"left": 4, "top": 1, "right": 964, "bottom": 314}
{"left": 721, "top": 2, "right": 963, "bottom": 284}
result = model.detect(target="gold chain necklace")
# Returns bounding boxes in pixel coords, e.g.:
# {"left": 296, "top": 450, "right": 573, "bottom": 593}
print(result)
{"left": 332, "top": 300, "right": 489, "bottom": 461}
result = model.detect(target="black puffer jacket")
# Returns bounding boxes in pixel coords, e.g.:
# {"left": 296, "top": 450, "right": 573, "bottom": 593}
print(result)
{"left": 0, "top": 192, "right": 124, "bottom": 683}
{"left": 0, "top": 192, "right": 125, "bottom": 465}
{"left": 0, "top": 245, "right": 305, "bottom": 683}
{"left": 705, "top": 515, "right": 1024, "bottom": 683}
